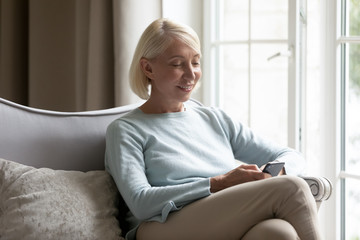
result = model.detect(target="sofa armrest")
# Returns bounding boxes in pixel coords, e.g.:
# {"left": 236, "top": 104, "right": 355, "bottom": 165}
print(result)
{"left": 302, "top": 176, "right": 332, "bottom": 209}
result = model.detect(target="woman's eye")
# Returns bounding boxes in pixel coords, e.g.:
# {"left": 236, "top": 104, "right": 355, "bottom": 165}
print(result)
{"left": 170, "top": 61, "right": 200, "bottom": 67}
{"left": 171, "top": 62, "right": 182, "bottom": 67}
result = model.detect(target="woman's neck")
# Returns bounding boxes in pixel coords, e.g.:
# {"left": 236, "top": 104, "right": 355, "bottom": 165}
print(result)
{"left": 139, "top": 99, "right": 185, "bottom": 114}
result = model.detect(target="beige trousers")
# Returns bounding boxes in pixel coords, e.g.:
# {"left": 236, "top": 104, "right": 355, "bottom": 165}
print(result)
{"left": 137, "top": 176, "right": 321, "bottom": 240}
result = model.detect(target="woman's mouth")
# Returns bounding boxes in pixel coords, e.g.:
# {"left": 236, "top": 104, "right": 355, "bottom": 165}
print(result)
{"left": 178, "top": 85, "right": 193, "bottom": 92}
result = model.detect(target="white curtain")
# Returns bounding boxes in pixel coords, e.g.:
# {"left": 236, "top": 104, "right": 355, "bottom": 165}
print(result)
{"left": 113, "top": 0, "right": 161, "bottom": 106}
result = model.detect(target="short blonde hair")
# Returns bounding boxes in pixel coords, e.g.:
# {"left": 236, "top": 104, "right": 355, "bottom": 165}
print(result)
{"left": 129, "top": 18, "right": 202, "bottom": 99}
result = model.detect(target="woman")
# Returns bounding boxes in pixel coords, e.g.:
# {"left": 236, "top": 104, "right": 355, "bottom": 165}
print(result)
{"left": 105, "top": 18, "right": 321, "bottom": 240}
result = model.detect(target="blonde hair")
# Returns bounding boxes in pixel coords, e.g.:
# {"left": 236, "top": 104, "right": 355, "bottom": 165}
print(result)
{"left": 129, "top": 18, "right": 202, "bottom": 99}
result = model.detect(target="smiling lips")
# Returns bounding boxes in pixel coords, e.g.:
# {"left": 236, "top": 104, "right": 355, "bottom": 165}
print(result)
{"left": 178, "top": 85, "right": 193, "bottom": 92}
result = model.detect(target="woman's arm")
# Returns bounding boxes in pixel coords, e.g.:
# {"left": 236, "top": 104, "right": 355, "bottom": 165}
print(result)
{"left": 217, "top": 109, "right": 306, "bottom": 176}
{"left": 210, "top": 164, "right": 271, "bottom": 193}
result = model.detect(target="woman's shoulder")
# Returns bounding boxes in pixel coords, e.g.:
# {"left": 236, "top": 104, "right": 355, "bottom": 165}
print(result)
{"left": 107, "top": 108, "right": 144, "bottom": 130}
{"left": 190, "top": 105, "right": 231, "bottom": 120}
{"left": 190, "top": 105, "right": 241, "bottom": 134}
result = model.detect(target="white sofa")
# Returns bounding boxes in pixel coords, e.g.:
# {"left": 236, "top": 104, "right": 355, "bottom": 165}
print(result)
{"left": 0, "top": 97, "right": 332, "bottom": 239}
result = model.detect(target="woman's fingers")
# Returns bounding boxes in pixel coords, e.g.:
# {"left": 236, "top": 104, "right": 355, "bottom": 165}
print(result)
{"left": 239, "top": 164, "right": 261, "bottom": 172}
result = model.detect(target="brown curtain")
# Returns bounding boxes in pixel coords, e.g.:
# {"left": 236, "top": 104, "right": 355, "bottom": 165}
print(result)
{"left": 0, "top": 0, "right": 28, "bottom": 106}
{"left": 0, "top": 0, "right": 161, "bottom": 111}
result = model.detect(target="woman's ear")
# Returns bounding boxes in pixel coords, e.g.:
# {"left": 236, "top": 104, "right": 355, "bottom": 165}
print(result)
{"left": 140, "top": 58, "right": 154, "bottom": 80}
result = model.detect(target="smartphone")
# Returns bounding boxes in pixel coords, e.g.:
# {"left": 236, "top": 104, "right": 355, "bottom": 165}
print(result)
{"left": 262, "top": 162, "right": 285, "bottom": 177}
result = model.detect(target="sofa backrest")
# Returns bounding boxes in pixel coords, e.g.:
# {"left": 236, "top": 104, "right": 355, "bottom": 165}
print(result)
{"left": 0, "top": 98, "right": 140, "bottom": 171}
{"left": 0, "top": 98, "right": 201, "bottom": 171}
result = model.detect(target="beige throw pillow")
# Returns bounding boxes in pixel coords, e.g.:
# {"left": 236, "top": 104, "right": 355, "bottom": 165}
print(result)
{"left": 0, "top": 158, "right": 124, "bottom": 240}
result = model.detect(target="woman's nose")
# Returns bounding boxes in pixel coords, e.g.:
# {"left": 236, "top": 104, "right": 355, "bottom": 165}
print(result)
{"left": 183, "top": 64, "right": 196, "bottom": 80}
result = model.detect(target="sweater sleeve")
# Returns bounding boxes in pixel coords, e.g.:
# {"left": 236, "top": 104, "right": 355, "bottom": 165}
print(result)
{"left": 216, "top": 109, "right": 306, "bottom": 176}
{"left": 105, "top": 120, "right": 211, "bottom": 222}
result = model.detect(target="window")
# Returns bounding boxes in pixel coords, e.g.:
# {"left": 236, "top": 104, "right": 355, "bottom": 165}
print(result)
{"left": 203, "top": 0, "right": 360, "bottom": 239}
{"left": 203, "top": 0, "right": 303, "bottom": 149}
{"left": 339, "top": 0, "right": 360, "bottom": 239}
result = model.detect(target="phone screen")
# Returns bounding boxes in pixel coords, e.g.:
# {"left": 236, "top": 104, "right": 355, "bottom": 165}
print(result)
{"left": 262, "top": 162, "right": 285, "bottom": 177}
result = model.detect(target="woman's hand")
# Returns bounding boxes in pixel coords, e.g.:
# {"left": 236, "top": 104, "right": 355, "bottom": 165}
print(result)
{"left": 210, "top": 164, "right": 271, "bottom": 193}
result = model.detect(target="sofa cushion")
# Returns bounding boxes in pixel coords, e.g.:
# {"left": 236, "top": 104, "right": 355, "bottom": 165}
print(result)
{"left": 0, "top": 158, "right": 124, "bottom": 240}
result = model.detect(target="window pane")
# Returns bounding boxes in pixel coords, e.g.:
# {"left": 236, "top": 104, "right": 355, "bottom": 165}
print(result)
{"left": 220, "top": 45, "right": 249, "bottom": 124}
{"left": 250, "top": 44, "right": 288, "bottom": 146}
{"left": 304, "top": 0, "right": 322, "bottom": 174}
{"left": 349, "top": 0, "right": 360, "bottom": 36}
{"left": 346, "top": 43, "right": 360, "bottom": 173}
{"left": 221, "top": 0, "right": 249, "bottom": 41}
{"left": 251, "top": 0, "right": 288, "bottom": 39}
{"left": 345, "top": 178, "right": 360, "bottom": 239}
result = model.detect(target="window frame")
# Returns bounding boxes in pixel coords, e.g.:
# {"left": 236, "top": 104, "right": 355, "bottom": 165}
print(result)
{"left": 203, "top": 0, "right": 302, "bottom": 150}
{"left": 338, "top": 0, "right": 360, "bottom": 239}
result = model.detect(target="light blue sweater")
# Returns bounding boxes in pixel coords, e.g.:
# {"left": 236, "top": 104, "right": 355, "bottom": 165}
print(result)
{"left": 105, "top": 105, "right": 305, "bottom": 240}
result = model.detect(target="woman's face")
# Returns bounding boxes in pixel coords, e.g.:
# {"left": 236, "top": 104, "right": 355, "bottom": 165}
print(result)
{"left": 141, "top": 39, "right": 202, "bottom": 106}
